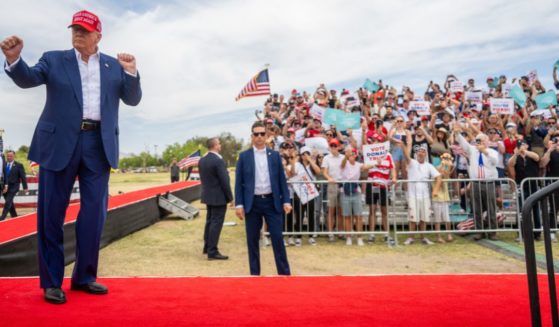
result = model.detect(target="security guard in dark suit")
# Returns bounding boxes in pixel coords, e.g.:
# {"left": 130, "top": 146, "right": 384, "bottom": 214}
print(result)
{"left": 1, "top": 150, "right": 28, "bottom": 220}
{"left": 199, "top": 138, "right": 233, "bottom": 260}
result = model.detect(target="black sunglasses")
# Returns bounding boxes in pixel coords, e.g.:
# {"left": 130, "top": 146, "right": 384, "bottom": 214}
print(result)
{"left": 252, "top": 132, "right": 266, "bottom": 137}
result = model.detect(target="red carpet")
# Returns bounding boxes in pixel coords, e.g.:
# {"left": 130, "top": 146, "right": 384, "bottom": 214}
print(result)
{"left": 0, "top": 181, "right": 199, "bottom": 244}
{"left": 0, "top": 274, "right": 556, "bottom": 326}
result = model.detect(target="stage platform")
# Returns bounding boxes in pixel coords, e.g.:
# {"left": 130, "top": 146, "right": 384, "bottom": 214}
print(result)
{"left": 0, "top": 181, "right": 201, "bottom": 276}
{"left": 0, "top": 274, "right": 555, "bottom": 326}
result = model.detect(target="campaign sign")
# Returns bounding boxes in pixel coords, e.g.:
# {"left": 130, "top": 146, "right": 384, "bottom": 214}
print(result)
{"left": 305, "top": 137, "right": 329, "bottom": 154}
{"left": 323, "top": 108, "right": 339, "bottom": 126}
{"left": 294, "top": 128, "right": 306, "bottom": 143}
{"left": 465, "top": 91, "right": 482, "bottom": 102}
{"left": 340, "top": 112, "right": 361, "bottom": 131}
{"left": 528, "top": 70, "right": 538, "bottom": 84}
{"left": 363, "top": 142, "right": 390, "bottom": 164}
{"left": 490, "top": 98, "right": 514, "bottom": 115}
{"left": 409, "top": 101, "right": 431, "bottom": 116}
{"left": 290, "top": 174, "right": 319, "bottom": 205}
{"left": 310, "top": 104, "right": 325, "bottom": 121}
{"left": 535, "top": 91, "right": 558, "bottom": 109}
{"left": 363, "top": 78, "right": 380, "bottom": 92}
{"left": 450, "top": 81, "right": 464, "bottom": 93}
{"left": 509, "top": 84, "right": 526, "bottom": 107}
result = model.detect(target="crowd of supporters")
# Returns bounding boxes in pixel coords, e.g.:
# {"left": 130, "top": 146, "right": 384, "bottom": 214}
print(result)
{"left": 256, "top": 65, "right": 559, "bottom": 246}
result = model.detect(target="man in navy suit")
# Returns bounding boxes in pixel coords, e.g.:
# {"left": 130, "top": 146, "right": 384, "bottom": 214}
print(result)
{"left": 1, "top": 150, "right": 28, "bottom": 220}
{"left": 235, "top": 121, "right": 291, "bottom": 275}
{"left": 199, "top": 138, "right": 233, "bottom": 260}
{"left": 1, "top": 10, "right": 142, "bottom": 304}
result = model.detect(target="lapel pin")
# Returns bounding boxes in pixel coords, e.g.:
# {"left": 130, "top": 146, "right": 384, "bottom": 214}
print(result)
{"left": 105, "top": 63, "right": 109, "bottom": 68}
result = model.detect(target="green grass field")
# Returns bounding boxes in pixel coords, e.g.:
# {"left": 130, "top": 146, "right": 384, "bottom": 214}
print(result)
{"left": 61, "top": 171, "right": 555, "bottom": 277}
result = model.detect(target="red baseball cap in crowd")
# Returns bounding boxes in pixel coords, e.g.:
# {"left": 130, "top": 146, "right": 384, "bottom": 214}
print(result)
{"left": 69, "top": 10, "right": 102, "bottom": 33}
{"left": 329, "top": 138, "right": 340, "bottom": 146}
{"left": 287, "top": 127, "right": 295, "bottom": 133}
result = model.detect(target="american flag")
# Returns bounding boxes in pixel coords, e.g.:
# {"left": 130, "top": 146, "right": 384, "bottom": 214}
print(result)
{"left": 178, "top": 150, "right": 201, "bottom": 169}
{"left": 235, "top": 68, "right": 271, "bottom": 101}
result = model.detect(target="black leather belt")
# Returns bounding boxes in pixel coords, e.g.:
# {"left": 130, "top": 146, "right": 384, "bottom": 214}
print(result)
{"left": 81, "top": 120, "right": 100, "bottom": 131}
{"left": 255, "top": 194, "right": 272, "bottom": 199}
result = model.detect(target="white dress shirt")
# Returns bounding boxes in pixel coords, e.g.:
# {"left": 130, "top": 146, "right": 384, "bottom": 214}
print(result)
{"left": 253, "top": 146, "right": 272, "bottom": 195}
{"left": 5, "top": 50, "right": 102, "bottom": 121}
{"left": 75, "top": 49, "right": 101, "bottom": 121}
{"left": 456, "top": 134, "right": 499, "bottom": 179}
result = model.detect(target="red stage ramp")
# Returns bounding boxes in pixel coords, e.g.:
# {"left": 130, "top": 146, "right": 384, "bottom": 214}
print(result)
{"left": 0, "top": 274, "right": 556, "bottom": 326}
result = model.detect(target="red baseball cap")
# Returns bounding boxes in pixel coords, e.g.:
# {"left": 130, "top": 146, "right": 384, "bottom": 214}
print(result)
{"left": 329, "top": 138, "right": 340, "bottom": 146}
{"left": 69, "top": 10, "right": 102, "bottom": 33}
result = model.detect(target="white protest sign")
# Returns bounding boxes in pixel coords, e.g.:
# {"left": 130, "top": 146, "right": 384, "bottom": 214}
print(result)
{"left": 490, "top": 98, "right": 514, "bottom": 115}
{"left": 352, "top": 129, "right": 363, "bottom": 148}
{"left": 502, "top": 84, "right": 512, "bottom": 97}
{"left": 294, "top": 128, "right": 306, "bottom": 143}
{"left": 409, "top": 101, "right": 431, "bottom": 116}
{"left": 290, "top": 174, "right": 319, "bottom": 205}
{"left": 309, "top": 104, "right": 325, "bottom": 121}
{"left": 363, "top": 142, "right": 390, "bottom": 164}
{"left": 528, "top": 70, "right": 538, "bottom": 84}
{"left": 530, "top": 109, "right": 552, "bottom": 119}
{"left": 450, "top": 81, "right": 464, "bottom": 93}
{"left": 465, "top": 91, "right": 482, "bottom": 102}
{"left": 304, "top": 137, "right": 329, "bottom": 154}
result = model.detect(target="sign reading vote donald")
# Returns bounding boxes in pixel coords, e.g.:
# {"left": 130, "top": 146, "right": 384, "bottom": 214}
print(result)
{"left": 363, "top": 142, "right": 390, "bottom": 164}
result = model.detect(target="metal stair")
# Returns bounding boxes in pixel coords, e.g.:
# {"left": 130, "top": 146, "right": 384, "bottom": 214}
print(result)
{"left": 158, "top": 193, "right": 199, "bottom": 220}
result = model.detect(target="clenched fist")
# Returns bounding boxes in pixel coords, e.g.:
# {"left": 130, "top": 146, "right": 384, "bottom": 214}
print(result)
{"left": 117, "top": 53, "right": 137, "bottom": 75}
{"left": 0, "top": 35, "right": 24, "bottom": 64}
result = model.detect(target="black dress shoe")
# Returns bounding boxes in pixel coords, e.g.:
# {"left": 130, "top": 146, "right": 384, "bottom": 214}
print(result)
{"left": 208, "top": 253, "right": 229, "bottom": 260}
{"left": 44, "top": 288, "right": 67, "bottom": 304}
{"left": 71, "top": 282, "right": 108, "bottom": 295}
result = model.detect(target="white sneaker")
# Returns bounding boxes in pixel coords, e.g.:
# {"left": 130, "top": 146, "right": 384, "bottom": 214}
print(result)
{"left": 328, "top": 234, "right": 336, "bottom": 242}
{"left": 421, "top": 238, "right": 434, "bottom": 245}
{"left": 264, "top": 237, "right": 270, "bottom": 247}
{"left": 283, "top": 239, "right": 288, "bottom": 246}
{"left": 385, "top": 236, "right": 396, "bottom": 246}
{"left": 308, "top": 237, "right": 317, "bottom": 246}
{"left": 295, "top": 238, "right": 302, "bottom": 247}
{"left": 357, "top": 238, "right": 364, "bottom": 246}
{"left": 288, "top": 237, "right": 295, "bottom": 246}
{"left": 551, "top": 233, "right": 557, "bottom": 243}
{"left": 404, "top": 238, "right": 414, "bottom": 245}
{"left": 368, "top": 235, "right": 375, "bottom": 243}
{"left": 346, "top": 237, "right": 352, "bottom": 246}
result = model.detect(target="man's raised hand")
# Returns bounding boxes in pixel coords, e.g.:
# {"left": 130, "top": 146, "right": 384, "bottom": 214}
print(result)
{"left": 0, "top": 36, "right": 24, "bottom": 64}
{"left": 117, "top": 53, "right": 137, "bottom": 75}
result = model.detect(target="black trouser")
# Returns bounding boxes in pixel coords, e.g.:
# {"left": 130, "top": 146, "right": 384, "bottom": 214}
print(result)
{"left": 170, "top": 175, "right": 179, "bottom": 183}
{"left": 545, "top": 180, "right": 559, "bottom": 230}
{"left": 293, "top": 194, "right": 316, "bottom": 238}
{"left": 1, "top": 186, "right": 19, "bottom": 219}
{"left": 203, "top": 205, "right": 226, "bottom": 256}
{"left": 471, "top": 182, "right": 497, "bottom": 232}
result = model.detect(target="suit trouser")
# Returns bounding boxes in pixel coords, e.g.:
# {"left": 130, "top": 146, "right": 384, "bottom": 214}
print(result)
{"left": 1, "top": 187, "right": 19, "bottom": 219}
{"left": 472, "top": 182, "right": 497, "bottom": 231}
{"left": 245, "top": 196, "right": 290, "bottom": 276}
{"left": 37, "top": 130, "right": 110, "bottom": 289}
{"left": 203, "top": 205, "right": 226, "bottom": 256}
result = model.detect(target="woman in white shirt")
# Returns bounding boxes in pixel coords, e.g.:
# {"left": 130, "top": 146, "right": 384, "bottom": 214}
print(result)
{"left": 340, "top": 148, "right": 374, "bottom": 246}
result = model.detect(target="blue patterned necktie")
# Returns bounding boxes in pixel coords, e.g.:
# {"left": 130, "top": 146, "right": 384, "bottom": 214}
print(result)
{"left": 478, "top": 153, "right": 485, "bottom": 179}
{"left": 6, "top": 162, "right": 12, "bottom": 177}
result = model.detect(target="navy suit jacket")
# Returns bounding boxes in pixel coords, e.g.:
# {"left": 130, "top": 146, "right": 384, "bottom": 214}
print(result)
{"left": 235, "top": 147, "right": 290, "bottom": 214}
{"left": 199, "top": 152, "right": 233, "bottom": 206}
{"left": 5, "top": 50, "right": 142, "bottom": 171}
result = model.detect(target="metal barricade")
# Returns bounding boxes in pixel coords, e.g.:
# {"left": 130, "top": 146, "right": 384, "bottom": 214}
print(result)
{"left": 519, "top": 177, "right": 559, "bottom": 237}
{"left": 284, "top": 180, "right": 394, "bottom": 245}
{"left": 391, "top": 178, "right": 520, "bottom": 245}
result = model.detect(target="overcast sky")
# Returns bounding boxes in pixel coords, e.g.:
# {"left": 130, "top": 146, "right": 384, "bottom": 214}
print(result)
{"left": 1, "top": 0, "right": 558, "bottom": 155}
